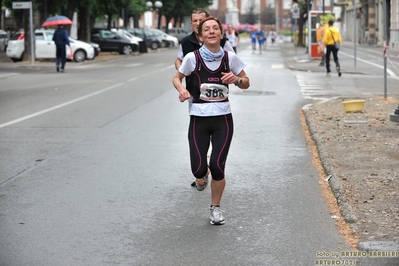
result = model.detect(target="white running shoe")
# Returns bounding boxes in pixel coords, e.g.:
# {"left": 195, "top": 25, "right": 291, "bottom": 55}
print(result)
{"left": 210, "top": 206, "right": 225, "bottom": 225}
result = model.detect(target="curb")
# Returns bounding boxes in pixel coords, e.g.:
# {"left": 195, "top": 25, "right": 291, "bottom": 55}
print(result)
{"left": 0, "top": 47, "right": 172, "bottom": 69}
{"left": 302, "top": 99, "right": 358, "bottom": 225}
{"left": 301, "top": 100, "right": 399, "bottom": 252}
{"left": 286, "top": 61, "right": 368, "bottom": 75}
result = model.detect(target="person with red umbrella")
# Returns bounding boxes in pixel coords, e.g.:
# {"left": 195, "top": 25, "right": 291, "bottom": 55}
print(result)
{"left": 52, "top": 24, "right": 70, "bottom": 72}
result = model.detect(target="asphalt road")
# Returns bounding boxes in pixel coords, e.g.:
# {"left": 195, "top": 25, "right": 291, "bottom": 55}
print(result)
{"left": 0, "top": 39, "right": 395, "bottom": 265}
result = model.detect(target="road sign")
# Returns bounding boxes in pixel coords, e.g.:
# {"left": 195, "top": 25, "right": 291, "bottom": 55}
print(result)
{"left": 12, "top": 2, "right": 31, "bottom": 9}
{"left": 292, "top": 6, "right": 300, "bottom": 19}
{"left": 12, "top": 1, "right": 35, "bottom": 65}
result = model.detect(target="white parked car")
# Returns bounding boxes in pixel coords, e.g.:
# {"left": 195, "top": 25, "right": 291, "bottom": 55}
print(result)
{"left": 150, "top": 29, "right": 179, "bottom": 48}
{"left": 110, "top": 28, "right": 143, "bottom": 46}
{"left": 6, "top": 29, "right": 95, "bottom": 62}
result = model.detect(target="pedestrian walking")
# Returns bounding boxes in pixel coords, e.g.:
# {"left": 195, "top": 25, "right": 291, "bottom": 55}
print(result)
{"left": 323, "top": 19, "right": 342, "bottom": 77}
{"left": 172, "top": 17, "right": 250, "bottom": 225}
{"left": 174, "top": 8, "right": 234, "bottom": 70}
{"left": 52, "top": 25, "right": 70, "bottom": 73}
{"left": 224, "top": 23, "right": 240, "bottom": 54}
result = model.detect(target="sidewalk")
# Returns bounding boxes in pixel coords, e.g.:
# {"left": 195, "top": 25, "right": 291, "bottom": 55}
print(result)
{"left": 282, "top": 41, "right": 399, "bottom": 76}
{"left": 0, "top": 47, "right": 169, "bottom": 70}
{"left": 281, "top": 41, "right": 399, "bottom": 257}
{"left": 0, "top": 50, "right": 139, "bottom": 69}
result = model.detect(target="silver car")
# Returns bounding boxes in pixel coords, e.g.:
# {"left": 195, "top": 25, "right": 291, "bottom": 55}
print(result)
{"left": 168, "top": 28, "right": 189, "bottom": 43}
{"left": 0, "top": 29, "right": 8, "bottom": 51}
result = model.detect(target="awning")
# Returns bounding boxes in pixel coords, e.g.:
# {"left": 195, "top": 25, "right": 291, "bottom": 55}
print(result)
{"left": 334, "top": 1, "right": 352, "bottom": 6}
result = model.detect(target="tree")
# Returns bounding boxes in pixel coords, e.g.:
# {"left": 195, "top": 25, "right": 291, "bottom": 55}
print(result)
{"left": 292, "top": 0, "right": 312, "bottom": 47}
{"left": 261, "top": 4, "right": 275, "bottom": 26}
{"left": 0, "top": 0, "right": 3, "bottom": 28}
{"left": 243, "top": 0, "right": 257, "bottom": 25}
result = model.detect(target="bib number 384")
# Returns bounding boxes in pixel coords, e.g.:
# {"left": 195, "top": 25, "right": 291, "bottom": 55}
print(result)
{"left": 199, "top": 83, "right": 229, "bottom": 102}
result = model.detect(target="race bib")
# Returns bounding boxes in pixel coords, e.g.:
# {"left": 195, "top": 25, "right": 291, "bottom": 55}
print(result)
{"left": 199, "top": 83, "right": 229, "bottom": 102}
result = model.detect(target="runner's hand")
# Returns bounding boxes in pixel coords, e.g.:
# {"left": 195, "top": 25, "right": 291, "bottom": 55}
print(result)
{"left": 221, "top": 71, "right": 237, "bottom": 84}
{"left": 179, "top": 89, "right": 191, "bottom": 102}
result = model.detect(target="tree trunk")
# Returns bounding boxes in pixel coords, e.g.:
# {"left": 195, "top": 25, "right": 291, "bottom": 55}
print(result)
{"left": 157, "top": 14, "right": 162, "bottom": 29}
{"left": 23, "top": 9, "right": 33, "bottom": 62}
{"left": 0, "top": 0, "right": 3, "bottom": 28}
{"left": 107, "top": 13, "right": 112, "bottom": 29}
{"left": 78, "top": 5, "right": 90, "bottom": 42}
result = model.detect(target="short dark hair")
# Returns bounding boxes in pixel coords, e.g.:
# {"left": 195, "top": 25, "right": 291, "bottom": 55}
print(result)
{"left": 328, "top": 19, "right": 334, "bottom": 26}
{"left": 191, "top": 8, "right": 209, "bottom": 18}
{"left": 198, "top": 16, "right": 223, "bottom": 36}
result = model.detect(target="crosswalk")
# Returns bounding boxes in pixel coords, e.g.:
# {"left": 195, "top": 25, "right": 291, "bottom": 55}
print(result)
{"left": 294, "top": 72, "right": 337, "bottom": 101}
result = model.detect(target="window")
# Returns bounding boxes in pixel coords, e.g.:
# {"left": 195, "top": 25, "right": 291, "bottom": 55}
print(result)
{"left": 35, "top": 33, "right": 45, "bottom": 40}
{"left": 45, "top": 32, "right": 54, "bottom": 41}
{"left": 101, "top": 31, "right": 115, "bottom": 39}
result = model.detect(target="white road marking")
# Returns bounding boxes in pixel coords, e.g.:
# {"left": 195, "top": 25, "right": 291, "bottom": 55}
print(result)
{"left": 340, "top": 51, "right": 396, "bottom": 77}
{"left": 271, "top": 64, "right": 284, "bottom": 69}
{"left": 0, "top": 83, "right": 125, "bottom": 129}
{"left": 125, "top": 63, "right": 143, "bottom": 67}
{"left": 0, "top": 73, "right": 19, "bottom": 79}
{"left": 0, "top": 64, "right": 175, "bottom": 128}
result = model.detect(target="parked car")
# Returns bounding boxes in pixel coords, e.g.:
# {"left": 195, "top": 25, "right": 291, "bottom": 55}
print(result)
{"left": 111, "top": 29, "right": 142, "bottom": 44}
{"left": 111, "top": 28, "right": 148, "bottom": 53}
{"left": 89, "top": 42, "right": 101, "bottom": 56}
{"left": 6, "top": 29, "right": 95, "bottom": 62}
{"left": 91, "top": 29, "right": 138, "bottom": 55}
{"left": 168, "top": 28, "right": 189, "bottom": 43}
{"left": 0, "top": 29, "right": 8, "bottom": 51}
{"left": 128, "top": 28, "right": 162, "bottom": 50}
{"left": 150, "top": 29, "right": 178, "bottom": 48}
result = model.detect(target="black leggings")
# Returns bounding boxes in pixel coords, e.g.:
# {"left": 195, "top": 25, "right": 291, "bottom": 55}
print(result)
{"left": 188, "top": 114, "right": 234, "bottom": 181}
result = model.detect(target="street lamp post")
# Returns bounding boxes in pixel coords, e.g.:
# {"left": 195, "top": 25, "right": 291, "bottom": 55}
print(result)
{"left": 146, "top": 1, "right": 163, "bottom": 29}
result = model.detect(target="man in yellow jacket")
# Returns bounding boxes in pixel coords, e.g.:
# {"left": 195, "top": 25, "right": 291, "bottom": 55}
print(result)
{"left": 323, "top": 19, "right": 342, "bottom": 77}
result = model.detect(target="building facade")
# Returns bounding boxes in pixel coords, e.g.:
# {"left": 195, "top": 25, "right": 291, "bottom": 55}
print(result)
{"left": 330, "top": 0, "right": 398, "bottom": 51}
{"left": 210, "top": 0, "right": 399, "bottom": 51}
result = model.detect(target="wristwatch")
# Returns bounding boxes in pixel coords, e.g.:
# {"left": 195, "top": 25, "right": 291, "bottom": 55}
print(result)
{"left": 235, "top": 77, "right": 242, "bottom": 86}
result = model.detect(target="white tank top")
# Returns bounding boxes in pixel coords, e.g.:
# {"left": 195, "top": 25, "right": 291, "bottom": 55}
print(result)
{"left": 225, "top": 32, "right": 237, "bottom": 47}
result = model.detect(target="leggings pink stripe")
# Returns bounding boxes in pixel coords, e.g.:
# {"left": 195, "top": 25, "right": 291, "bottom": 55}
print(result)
{"left": 217, "top": 115, "right": 229, "bottom": 174}
{"left": 192, "top": 117, "right": 202, "bottom": 175}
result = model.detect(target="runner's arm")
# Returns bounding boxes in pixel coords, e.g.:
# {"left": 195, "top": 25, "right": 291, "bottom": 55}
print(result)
{"left": 175, "top": 58, "right": 182, "bottom": 70}
{"left": 175, "top": 44, "right": 184, "bottom": 70}
{"left": 172, "top": 71, "right": 191, "bottom": 102}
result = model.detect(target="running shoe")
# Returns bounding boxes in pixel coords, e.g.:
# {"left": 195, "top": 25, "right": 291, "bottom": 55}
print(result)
{"left": 337, "top": 67, "right": 342, "bottom": 77}
{"left": 326, "top": 73, "right": 331, "bottom": 77}
{"left": 210, "top": 206, "right": 225, "bottom": 225}
{"left": 195, "top": 168, "right": 209, "bottom": 191}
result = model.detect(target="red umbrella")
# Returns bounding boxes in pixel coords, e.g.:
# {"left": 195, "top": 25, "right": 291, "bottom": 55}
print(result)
{"left": 42, "top": 15, "right": 72, "bottom": 27}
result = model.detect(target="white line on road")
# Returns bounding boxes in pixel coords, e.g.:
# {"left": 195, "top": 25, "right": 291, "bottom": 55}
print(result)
{"left": 340, "top": 51, "right": 396, "bottom": 77}
{"left": 0, "top": 73, "right": 19, "bottom": 79}
{"left": 0, "top": 82, "right": 124, "bottom": 129}
{"left": 271, "top": 64, "right": 284, "bottom": 69}
{"left": 0, "top": 64, "right": 175, "bottom": 129}
{"left": 125, "top": 63, "right": 144, "bottom": 67}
